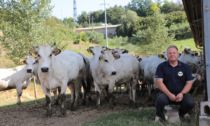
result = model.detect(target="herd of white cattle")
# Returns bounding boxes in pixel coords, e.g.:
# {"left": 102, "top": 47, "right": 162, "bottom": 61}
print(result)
{"left": 0, "top": 43, "right": 203, "bottom": 117}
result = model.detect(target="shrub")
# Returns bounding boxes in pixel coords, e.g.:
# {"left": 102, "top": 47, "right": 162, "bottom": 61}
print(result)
{"left": 85, "top": 31, "right": 104, "bottom": 44}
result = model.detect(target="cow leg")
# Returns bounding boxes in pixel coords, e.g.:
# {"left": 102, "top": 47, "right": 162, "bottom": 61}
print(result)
{"left": 94, "top": 82, "right": 101, "bottom": 109}
{"left": 16, "top": 85, "right": 22, "bottom": 105}
{"left": 40, "top": 84, "right": 52, "bottom": 117}
{"left": 59, "top": 93, "right": 66, "bottom": 117}
{"left": 75, "top": 80, "right": 82, "bottom": 108}
{"left": 131, "top": 77, "right": 137, "bottom": 107}
{"left": 108, "top": 84, "right": 115, "bottom": 108}
{"left": 68, "top": 84, "right": 75, "bottom": 111}
{"left": 53, "top": 90, "right": 59, "bottom": 105}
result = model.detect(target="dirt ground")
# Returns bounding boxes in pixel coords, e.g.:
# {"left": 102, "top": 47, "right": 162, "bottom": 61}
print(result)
{"left": 0, "top": 90, "right": 155, "bottom": 126}
{"left": 0, "top": 85, "right": 205, "bottom": 126}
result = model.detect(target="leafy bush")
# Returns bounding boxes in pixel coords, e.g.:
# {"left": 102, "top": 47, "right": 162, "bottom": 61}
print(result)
{"left": 85, "top": 31, "right": 104, "bottom": 44}
{"left": 169, "top": 21, "right": 192, "bottom": 40}
{"left": 165, "top": 11, "right": 187, "bottom": 27}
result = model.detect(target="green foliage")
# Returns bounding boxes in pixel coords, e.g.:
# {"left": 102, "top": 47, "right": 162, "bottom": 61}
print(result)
{"left": 132, "top": 11, "right": 174, "bottom": 55}
{"left": 78, "top": 11, "right": 88, "bottom": 27}
{"left": 85, "top": 31, "right": 104, "bottom": 44}
{"left": 169, "top": 21, "right": 192, "bottom": 40}
{"left": 116, "top": 10, "right": 140, "bottom": 37}
{"left": 105, "top": 6, "right": 126, "bottom": 25}
{"left": 63, "top": 17, "right": 76, "bottom": 29}
{"left": 80, "top": 32, "right": 88, "bottom": 42}
{"left": 0, "top": 0, "right": 67, "bottom": 64}
{"left": 165, "top": 11, "right": 187, "bottom": 27}
{"left": 128, "top": 0, "right": 154, "bottom": 17}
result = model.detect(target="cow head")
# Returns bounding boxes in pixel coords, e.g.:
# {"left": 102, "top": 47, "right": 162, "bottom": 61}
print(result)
{"left": 20, "top": 56, "right": 39, "bottom": 73}
{"left": 181, "top": 48, "right": 202, "bottom": 66}
{"left": 29, "top": 43, "right": 61, "bottom": 72}
{"left": 99, "top": 50, "right": 120, "bottom": 76}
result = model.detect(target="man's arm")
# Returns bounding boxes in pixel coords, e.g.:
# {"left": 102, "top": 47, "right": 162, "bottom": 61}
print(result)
{"left": 175, "top": 81, "right": 193, "bottom": 102}
{"left": 156, "top": 78, "right": 176, "bottom": 101}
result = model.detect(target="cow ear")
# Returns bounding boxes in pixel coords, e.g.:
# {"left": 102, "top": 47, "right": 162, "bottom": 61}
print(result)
{"left": 99, "top": 55, "right": 103, "bottom": 62}
{"left": 184, "top": 48, "right": 189, "bottom": 54}
{"left": 122, "top": 49, "right": 128, "bottom": 53}
{"left": 29, "top": 50, "right": 38, "bottom": 57}
{"left": 52, "top": 49, "right": 61, "bottom": 56}
{"left": 138, "top": 58, "right": 142, "bottom": 62}
{"left": 113, "top": 54, "right": 120, "bottom": 60}
{"left": 158, "top": 54, "right": 164, "bottom": 60}
{"left": 20, "top": 59, "right": 26, "bottom": 64}
{"left": 195, "top": 52, "right": 198, "bottom": 56}
{"left": 87, "top": 48, "right": 94, "bottom": 55}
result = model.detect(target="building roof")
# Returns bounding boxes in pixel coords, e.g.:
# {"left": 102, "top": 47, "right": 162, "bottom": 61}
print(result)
{"left": 75, "top": 24, "right": 121, "bottom": 31}
{"left": 182, "top": 0, "right": 203, "bottom": 48}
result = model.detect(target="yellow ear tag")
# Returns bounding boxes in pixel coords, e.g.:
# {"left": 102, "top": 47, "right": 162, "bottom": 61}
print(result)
{"left": 100, "top": 58, "right": 102, "bottom": 62}
{"left": 160, "top": 57, "right": 163, "bottom": 60}
{"left": 32, "top": 52, "right": 36, "bottom": 57}
{"left": 88, "top": 51, "right": 92, "bottom": 54}
{"left": 21, "top": 61, "right": 24, "bottom": 65}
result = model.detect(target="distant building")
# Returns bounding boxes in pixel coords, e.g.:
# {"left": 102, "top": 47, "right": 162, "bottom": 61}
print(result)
{"left": 75, "top": 24, "right": 121, "bottom": 37}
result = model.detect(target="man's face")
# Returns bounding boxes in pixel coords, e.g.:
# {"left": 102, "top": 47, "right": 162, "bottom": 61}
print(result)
{"left": 167, "top": 47, "right": 179, "bottom": 62}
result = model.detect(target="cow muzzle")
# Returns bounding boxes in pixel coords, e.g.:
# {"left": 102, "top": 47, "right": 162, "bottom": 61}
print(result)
{"left": 41, "top": 67, "right": 49, "bottom": 72}
{"left": 111, "top": 71, "right": 116, "bottom": 75}
{"left": 27, "top": 69, "right": 32, "bottom": 73}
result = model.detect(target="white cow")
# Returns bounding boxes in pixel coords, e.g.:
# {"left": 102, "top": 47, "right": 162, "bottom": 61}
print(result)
{"left": 26, "top": 55, "right": 60, "bottom": 105}
{"left": 30, "top": 43, "right": 87, "bottom": 117}
{"left": 114, "top": 53, "right": 139, "bottom": 104}
{"left": 139, "top": 55, "right": 166, "bottom": 97}
{"left": 0, "top": 56, "right": 37, "bottom": 104}
{"left": 91, "top": 49, "right": 120, "bottom": 108}
{"left": 113, "top": 48, "right": 129, "bottom": 54}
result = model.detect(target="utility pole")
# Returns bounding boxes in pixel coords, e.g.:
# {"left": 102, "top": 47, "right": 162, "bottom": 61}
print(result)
{"left": 92, "top": 16, "right": 94, "bottom": 31}
{"left": 73, "top": 0, "right": 78, "bottom": 22}
{"left": 101, "top": 0, "right": 109, "bottom": 47}
{"left": 88, "top": 13, "right": 90, "bottom": 27}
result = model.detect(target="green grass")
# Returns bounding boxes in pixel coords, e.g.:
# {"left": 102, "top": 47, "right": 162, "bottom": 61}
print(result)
{"left": 83, "top": 108, "right": 198, "bottom": 126}
{"left": 173, "top": 38, "right": 202, "bottom": 53}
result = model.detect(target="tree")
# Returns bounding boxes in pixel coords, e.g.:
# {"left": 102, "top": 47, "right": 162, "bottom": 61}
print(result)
{"left": 134, "top": 11, "right": 174, "bottom": 55}
{"left": 127, "top": 0, "right": 153, "bottom": 17}
{"left": 0, "top": 0, "right": 65, "bottom": 64}
{"left": 161, "top": 0, "right": 172, "bottom": 13}
{"left": 63, "top": 17, "right": 76, "bottom": 29}
{"left": 77, "top": 11, "right": 88, "bottom": 27}
{"left": 105, "top": 6, "right": 126, "bottom": 25}
{"left": 116, "top": 10, "right": 140, "bottom": 37}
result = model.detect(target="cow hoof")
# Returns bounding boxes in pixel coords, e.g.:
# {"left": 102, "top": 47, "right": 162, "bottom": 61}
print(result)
{"left": 81, "top": 100, "right": 86, "bottom": 105}
{"left": 108, "top": 104, "right": 114, "bottom": 109}
{"left": 54, "top": 100, "right": 59, "bottom": 105}
{"left": 46, "top": 110, "right": 52, "bottom": 117}
{"left": 59, "top": 109, "right": 66, "bottom": 117}
{"left": 104, "top": 96, "right": 109, "bottom": 101}
{"left": 97, "top": 105, "right": 101, "bottom": 110}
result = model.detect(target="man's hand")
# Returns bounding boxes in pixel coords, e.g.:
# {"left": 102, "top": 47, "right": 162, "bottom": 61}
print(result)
{"left": 168, "top": 93, "right": 176, "bottom": 101}
{"left": 175, "top": 93, "right": 183, "bottom": 102}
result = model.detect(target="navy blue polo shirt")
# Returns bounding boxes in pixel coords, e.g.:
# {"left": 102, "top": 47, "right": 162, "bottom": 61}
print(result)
{"left": 155, "top": 61, "right": 193, "bottom": 95}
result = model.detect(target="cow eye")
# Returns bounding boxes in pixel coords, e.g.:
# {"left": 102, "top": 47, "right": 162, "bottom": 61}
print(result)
{"left": 38, "top": 54, "right": 40, "bottom": 57}
{"left": 49, "top": 54, "right": 52, "bottom": 57}
{"left": 104, "top": 60, "right": 108, "bottom": 62}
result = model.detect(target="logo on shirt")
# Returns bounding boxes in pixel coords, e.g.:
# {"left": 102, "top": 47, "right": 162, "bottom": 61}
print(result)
{"left": 178, "top": 71, "right": 183, "bottom": 76}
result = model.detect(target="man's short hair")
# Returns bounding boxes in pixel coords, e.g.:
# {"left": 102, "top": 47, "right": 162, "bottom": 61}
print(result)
{"left": 167, "top": 45, "right": 178, "bottom": 52}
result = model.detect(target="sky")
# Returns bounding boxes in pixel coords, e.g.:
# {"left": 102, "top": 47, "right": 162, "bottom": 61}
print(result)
{"left": 50, "top": 0, "right": 180, "bottom": 20}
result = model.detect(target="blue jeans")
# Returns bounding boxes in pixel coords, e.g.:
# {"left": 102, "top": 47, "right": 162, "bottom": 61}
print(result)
{"left": 155, "top": 93, "right": 195, "bottom": 120}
